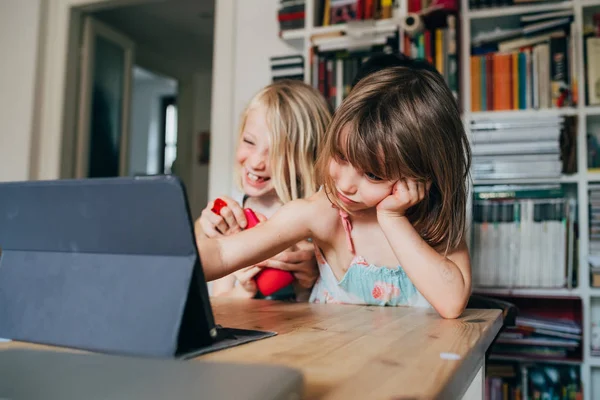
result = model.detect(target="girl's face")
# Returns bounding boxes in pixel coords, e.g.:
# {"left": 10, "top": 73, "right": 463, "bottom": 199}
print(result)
{"left": 328, "top": 127, "right": 395, "bottom": 211}
{"left": 236, "top": 105, "right": 275, "bottom": 198}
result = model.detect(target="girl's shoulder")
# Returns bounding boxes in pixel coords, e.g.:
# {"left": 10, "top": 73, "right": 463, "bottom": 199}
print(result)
{"left": 269, "top": 191, "right": 339, "bottom": 241}
{"left": 302, "top": 191, "right": 340, "bottom": 238}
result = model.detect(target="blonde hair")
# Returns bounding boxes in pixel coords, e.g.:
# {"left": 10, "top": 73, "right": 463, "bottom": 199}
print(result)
{"left": 235, "top": 80, "right": 331, "bottom": 203}
{"left": 316, "top": 67, "right": 471, "bottom": 252}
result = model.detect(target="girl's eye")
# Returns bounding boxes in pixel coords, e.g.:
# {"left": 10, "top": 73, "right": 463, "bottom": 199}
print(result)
{"left": 365, "top": 172, "right": 382, "bottom": 181}
{"left": 243, "top": 138, "right": 255, "bottom": 145}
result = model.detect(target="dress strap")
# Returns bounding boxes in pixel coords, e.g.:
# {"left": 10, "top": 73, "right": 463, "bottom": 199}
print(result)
{"left": 339, "top": 209, "right": 355, "bottom": 255}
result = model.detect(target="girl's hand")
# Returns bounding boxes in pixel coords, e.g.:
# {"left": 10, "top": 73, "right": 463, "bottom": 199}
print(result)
{"left": 230, "top": 266, "right": 263, "bottom": 298}
{"left": 376, "top": 178, "right": 431, "bottom": 218}
{"left": 256, "top": 240, "right": 318, "bottom": 289}
{"left": 197, "top": 196, "right": 248, "bottom": 238}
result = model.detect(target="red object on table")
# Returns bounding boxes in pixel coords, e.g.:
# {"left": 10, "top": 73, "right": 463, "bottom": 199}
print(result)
{"left": 211, "top": 200, "right": 295, "bottom": 296}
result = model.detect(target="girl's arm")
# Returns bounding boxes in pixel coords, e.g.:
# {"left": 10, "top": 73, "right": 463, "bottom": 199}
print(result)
{"left": 376, "top": 179, "right": 471, "bottom": 319}
{"left": 198, "top": 198, "right": 315, "bottom": 281}
{"left": 378, "top": 215, "right": 471, "bottom": 319}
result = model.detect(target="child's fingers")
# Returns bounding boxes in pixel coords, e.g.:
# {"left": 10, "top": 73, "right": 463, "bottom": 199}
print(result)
{"left": 256, "top": 259, "right": 283, "bottom": 270}
{"left": 219, "top": 206, "right": 239, "bottom": 232}
{"left": 221, "top": 199, "right": 247, "bottom": 229}
{"left": 293, "top": 272, "right": 315, "bottom": 289}
{"left": 266, "top": 250, "right": 313, "bottom": 271}
{"left": 277, "top": 250, "right": 313, "bottom": 265}
{"left": 394, "top": 179, "right": 410, "bottom": 196}
{"left": 235, "top": 266, "right": 262, "bottom": 283}
{"left": 199, "top": 218, "right": 222, "bottom": 238}
{"left": 209, "top": 211, "right": 229, "bottom": 235}
{"left": 255, "top": 211, "right": 268, "bottom": 223}
{"left": 208, "top": 196, "right": 246, "bottom": 230}
{"left": 406, "top": 179, "right": 418, "bottom": 199}
{"left": 199, "top": 209, "right": 226, "bottom": 237}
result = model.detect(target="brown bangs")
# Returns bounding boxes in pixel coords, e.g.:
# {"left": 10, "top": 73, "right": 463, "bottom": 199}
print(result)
{"left": 342, "top": 116, "right": 407, "bottom": 183}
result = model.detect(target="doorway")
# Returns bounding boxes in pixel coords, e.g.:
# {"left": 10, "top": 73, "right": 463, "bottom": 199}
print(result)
{"left": 129, "top": 66, "right": 178, "bottom": 177}
{"left": 62, "top": 0, "right": 215, "bottom": 217}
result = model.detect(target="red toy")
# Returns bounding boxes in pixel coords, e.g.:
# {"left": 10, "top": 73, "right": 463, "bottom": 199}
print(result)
{"left": 211, "top": 199, "right": 295, "bottom": 296}
{"left": 211, "top": 198, "right": 228, "bottom": 215}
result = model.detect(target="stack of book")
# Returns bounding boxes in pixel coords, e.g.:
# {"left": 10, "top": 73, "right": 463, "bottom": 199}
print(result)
{"left": 315, "top": 0, "right": 399, "bottom": 27}
{"left": 588, "top": 184, "right": 600, "bottom": 287}
{"left": 471, "top": 184, "right": 576, "bottom": 288}
{"left": 470, "top": 10, "right": 576, "bottom": 111}
{"left": 311, "top": 43, "right": 397, "bottom": 109}
{"left": 278, "top": 0, "right": 305, "bottom": 32}
{"left": 471, "top": 116, "right": 568, "bottom": 180}
{"left": 584, "top": 11, "right": 600, "bottom": 105}
{"left": 486, "top": 362, "right": 582, "bottom": 399}
{"left": 402, "top": 13, "right": 459, "bottom": 100}
{"left": 470, "top": 0, "right": 571, "bottom": 9}
{"left": 270, "top": 55, "right": 304, "bottom": 82}
{"left": 492, "top": 314, "right": 582, "bottom": 362}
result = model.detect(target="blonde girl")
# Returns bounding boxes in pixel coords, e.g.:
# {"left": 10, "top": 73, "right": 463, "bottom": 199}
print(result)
{"left": 195, "top": 80, "right": 331, "bottom": 300}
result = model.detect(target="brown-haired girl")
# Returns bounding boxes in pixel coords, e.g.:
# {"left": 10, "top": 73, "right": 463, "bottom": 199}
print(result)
{"left": 198, "top": 66, "right": 472, "bottom": 319}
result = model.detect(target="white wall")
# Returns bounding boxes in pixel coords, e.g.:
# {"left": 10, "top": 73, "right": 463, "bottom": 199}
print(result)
{"left": 231, "top": 0, "right": 302, "bottom": 134}
{"left": 207, "top": 0, "right": 301, "bottom": 200}
{"left": 190, "top": 71, "right": 213, "bottom": 219}
{"left": 129, "top": 68, "right": 177, "bottom": 176}
{"left": 0, "top": 0, "right": 44, "bottom": 182}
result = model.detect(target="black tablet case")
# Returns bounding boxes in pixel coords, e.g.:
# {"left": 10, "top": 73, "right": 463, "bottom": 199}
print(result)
{"left": 0, "top": 176, "right": 274, "bottom": 358}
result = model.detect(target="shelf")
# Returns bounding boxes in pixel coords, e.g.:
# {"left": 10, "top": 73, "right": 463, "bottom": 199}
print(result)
{"left": 310, "top": 18, "right": 400, "bottom": 38}
{"left": 489, "top": 354, "right": 582, "bottom": 365}
{"left": 582, "top": 0, "right": 600, "bottom": 6}
{"left": 468, "top": 108, "right": 578, "bottom": 120}
{"left": 280, "top": 29, "right": 305, "bottom": 40}
{"left": 473, "top": 287, "right": 580, "bottom": 298}
{"left": 590, "top": 356, "right": 600, "bottom": 367}
{"left": 587, "top": 171, "right": 600, "bottom": 182}
{"left": 473, "top": 174, "right": 579, "bottom": 185}
{"left": 589, "top": 288, "right": 600, "bottom": 297}
{"left": 586, "top": 106, "right": 600, "bottom": 116}
{"left": 467, "top": 1, "right": 574, "bottom": 20}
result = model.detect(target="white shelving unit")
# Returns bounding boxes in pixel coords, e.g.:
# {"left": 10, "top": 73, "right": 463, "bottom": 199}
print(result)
{"left": 279, "top": 2, "right": 407, "bottom": 90}
{"left": 460, "top": 0, "right": 600, "bottom": 396}
{"left": 278, "top": 0, "right": 600, "bottom": 395}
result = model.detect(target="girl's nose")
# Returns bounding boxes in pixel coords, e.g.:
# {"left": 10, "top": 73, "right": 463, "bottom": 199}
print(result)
{"left": 248, "top": 151, "right": 266, "bottom": 171}
{"left": 336, "top": 165, "right": 358, "bottom": 194}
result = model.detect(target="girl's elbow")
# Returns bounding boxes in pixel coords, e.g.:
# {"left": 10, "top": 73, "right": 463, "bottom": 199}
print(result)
{"left": 438, "top": 305, "right": 465, "bottom": 319}
{"left": 435, "top": 297, "right": 468, "bottom": 319}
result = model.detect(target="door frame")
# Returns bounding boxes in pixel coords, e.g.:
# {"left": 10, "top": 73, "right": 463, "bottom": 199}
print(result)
{"left": 36, "top": 0, "right": 235, "bottom": 200}
{"left": 75, "top": 16, "right": 134, "bottom": 178}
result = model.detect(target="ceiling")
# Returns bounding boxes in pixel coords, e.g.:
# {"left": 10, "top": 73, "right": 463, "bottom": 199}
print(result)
{"left": 93, "top": 0, "right": 215, "bottom": 73}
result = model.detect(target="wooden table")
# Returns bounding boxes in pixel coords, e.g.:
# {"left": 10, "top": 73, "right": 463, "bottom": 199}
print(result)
{"left": 1, "top": 299, "right": 502, "bottom": 400}
{"left": 204, "top": 298, "right": 502, "bottom": 399}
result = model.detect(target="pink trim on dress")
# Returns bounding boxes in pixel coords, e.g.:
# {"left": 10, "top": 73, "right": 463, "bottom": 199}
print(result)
{"left": 339, "top": 209, "right": 355, "bottom": 255}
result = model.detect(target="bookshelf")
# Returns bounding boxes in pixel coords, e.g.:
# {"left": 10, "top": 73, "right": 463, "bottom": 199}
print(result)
{"left": 461, "top": 0, "right": 600, "bottom": 397}
{"left": 272, "top": 0, "right": 600, "bottom": 396}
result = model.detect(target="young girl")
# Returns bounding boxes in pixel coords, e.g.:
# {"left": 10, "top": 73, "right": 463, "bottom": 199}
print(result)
{"left": 195, "top": 79, "right": 332, "bottom": 300}
{"left": 198, "top": 66, "right": 472, "bottom": 319}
